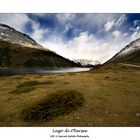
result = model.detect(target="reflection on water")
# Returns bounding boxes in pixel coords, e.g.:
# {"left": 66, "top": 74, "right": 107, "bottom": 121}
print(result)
{"left": 0, "top": 67, "right": 91, "bottom": 76}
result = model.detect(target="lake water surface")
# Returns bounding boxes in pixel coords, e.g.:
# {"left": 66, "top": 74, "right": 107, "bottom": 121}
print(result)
{"left": 0, "top": 67, "right": 91, "bottom": 76}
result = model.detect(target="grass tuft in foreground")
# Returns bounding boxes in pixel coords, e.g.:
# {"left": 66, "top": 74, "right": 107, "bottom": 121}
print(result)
{"left": 10, "top": 80, "right": 54, "bottom": 94}
{"left": 21, "top": 90, "right": 85, "bottom": 122}
{"left": 10, "top": 86, "right": 36, "bottom": 94}
{"left": 17, "top": 81, "right": 40, "bottom": 88}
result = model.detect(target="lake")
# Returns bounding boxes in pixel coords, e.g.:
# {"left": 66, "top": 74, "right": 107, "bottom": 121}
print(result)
{"left": 0, "top": 67, "right": 91, "bottom": 76}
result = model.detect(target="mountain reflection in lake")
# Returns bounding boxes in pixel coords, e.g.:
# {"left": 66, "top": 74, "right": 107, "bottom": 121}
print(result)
{"left": 0, "top": 67, "right": 91, "bottom": 76}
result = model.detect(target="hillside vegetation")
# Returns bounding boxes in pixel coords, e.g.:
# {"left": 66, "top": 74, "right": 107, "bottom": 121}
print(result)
{"left": 0, "top": 40, "right": 79, "bottom": 68}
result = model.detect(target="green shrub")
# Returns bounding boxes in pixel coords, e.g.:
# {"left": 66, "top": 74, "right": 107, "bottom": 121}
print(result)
{"left": 11, "top": 86, "right": 36, "bottom": 94}
{"left": 17, "top": 81, "right": 40, "bottom": 88}
{"left": 21, "top": 90, "right": 84, "bottom": 121}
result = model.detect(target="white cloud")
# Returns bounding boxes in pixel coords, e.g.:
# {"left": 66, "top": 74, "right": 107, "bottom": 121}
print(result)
{"left": 30, "top": 21, "right": 49, "bottom": 42}
{"left": 115, "top": 14, "right": 127, "bottom": 27}
{"left": 123, "top": 33, "right": 128, "bottom": 37}
{"left": 104, "top": 14, "right": 126, "bottom": 32}
{"left": 41, "top": 31, "right": 127, "bottom": 63}
{"left": 130, "top": 26, "right": 140, "bottom": 32}
{"left": 130, "top": 26, "right": 140, "bottom": 40}
{"left": 56, "top": 13, "right": 126, "bottom": 34}
{"left": 56, "top": 14, "right": 75, "bottom": 24}
{"left": 78, "top": 14, "right": 121, "bottom": 28}
{"left": 63, "top": 23, "right": 72, "bottom": 33}
{"left": 134, "top": 20, "right": 140, "bottom": 26}
{"left": 112, "top": 30, "right": 122, "bottom": 38}
{"left": 131, "top": 32, "right": 139, "bottom": 40}
{"left": 104, "top": 20, "right": 115, "bottom": 31}
{"left": 0, "top": 14, "right": 30, "bottom": 32}
{"left": 32, "top": 13, "right": 48, "bottom": 17}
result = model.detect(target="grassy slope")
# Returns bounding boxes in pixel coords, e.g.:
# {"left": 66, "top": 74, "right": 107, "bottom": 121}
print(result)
{"left": 0, "top": 40, "right": 79, "bottom": 68}
{"left": 0, "top": 64, "right": 140, "bottom": 126}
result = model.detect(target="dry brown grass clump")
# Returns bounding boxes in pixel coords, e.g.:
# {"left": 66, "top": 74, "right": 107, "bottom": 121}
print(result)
{"left": 21, "top": 90, "right": 84, "bottom": 122}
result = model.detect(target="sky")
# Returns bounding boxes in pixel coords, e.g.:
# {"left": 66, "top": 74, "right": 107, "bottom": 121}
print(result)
{"left": 0, "top": 13, "right": 140, "bottom": 63}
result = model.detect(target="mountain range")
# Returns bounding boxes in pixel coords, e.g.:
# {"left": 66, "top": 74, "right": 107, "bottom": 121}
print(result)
{"left": 0, "top": 23, "right": 140, "bottom": 69}
{"left": 105, "top": 38, "right": 140, "bottom": 65}
{"left": 0, "top": 23, "right": 79, "bottom": 68}
{"left": 73, "top": 59, "right": 100, "bottom": 67}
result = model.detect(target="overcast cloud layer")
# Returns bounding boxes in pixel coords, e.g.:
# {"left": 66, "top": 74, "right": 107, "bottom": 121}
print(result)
{"left": 0, "top": 13, "right": 140, "bottom": 63}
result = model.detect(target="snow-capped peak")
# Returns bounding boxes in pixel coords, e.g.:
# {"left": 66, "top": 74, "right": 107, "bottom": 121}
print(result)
{"left": 73, "top": 59, "right": 100, "bottom": 66}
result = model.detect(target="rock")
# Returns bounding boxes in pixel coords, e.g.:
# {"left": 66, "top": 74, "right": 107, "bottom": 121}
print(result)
{"left": 104, "top": 76, "right": 109, "bottom": 79}
{"left": 76, "top": 117, "right": 80, "bottom": 120}
{"left": 105, "top": 110, "right": 109, "bottom": 114}
{"left": 136, "top": 113, "right": 140, "bottom": 117}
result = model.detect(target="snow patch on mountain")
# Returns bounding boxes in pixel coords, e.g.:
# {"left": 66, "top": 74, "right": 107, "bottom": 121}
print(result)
{"left": 106, "top": 38, "right": 140, "bottom": 64}
{"left": 117, "top": 38, "right": 140, "bottom": 57}
{"left": 0, "top": 23, "right": 44, "bottom": 49}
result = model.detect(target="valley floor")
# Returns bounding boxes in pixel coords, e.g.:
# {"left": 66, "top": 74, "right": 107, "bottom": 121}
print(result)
{"left": 0, "top": 64, "right": 140, "bottom": 126}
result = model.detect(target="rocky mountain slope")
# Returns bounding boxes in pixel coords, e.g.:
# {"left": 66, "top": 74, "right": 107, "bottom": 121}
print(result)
{"left": 106, "top": 38, "right": 140, "bottom": 65}
{"left": 0, "top": 23, "right": 79, "bottom": 68}
{"left": 0, "top": 23, "right": 44, "bottom": 49}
